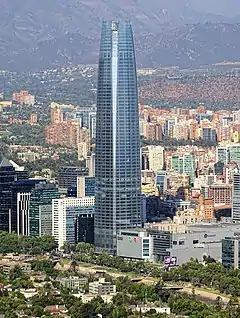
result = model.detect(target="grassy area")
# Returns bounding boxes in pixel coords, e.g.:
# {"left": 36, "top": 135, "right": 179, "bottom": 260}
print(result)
{"left": 194, "top": 286, "right": 228, "bottom": 297}
{"left": 59, "top": 259, "right": 71, "bottom": 265}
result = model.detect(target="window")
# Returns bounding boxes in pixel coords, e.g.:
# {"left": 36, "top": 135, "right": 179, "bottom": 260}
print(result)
{"left": 173, "top": 241, "right": 177, "bottom": 245}
{"left": 179, "top": 240, "right": 185, "bottom": 245}
{"left": 193, "top": 240, "right": 199, "bottom": 244}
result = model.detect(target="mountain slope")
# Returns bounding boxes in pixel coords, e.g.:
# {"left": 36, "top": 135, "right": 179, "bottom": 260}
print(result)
{"left": 0, "top": 1, "right": 240, "bottom": 70}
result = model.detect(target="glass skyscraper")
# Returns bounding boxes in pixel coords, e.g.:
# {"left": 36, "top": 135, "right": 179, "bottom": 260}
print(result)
{"left": 95, "top": 21, "right": 142, "bottom": 253}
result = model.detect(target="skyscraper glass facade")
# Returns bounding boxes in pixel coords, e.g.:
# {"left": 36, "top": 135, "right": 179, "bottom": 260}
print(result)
{"left": 95, "top": 21, "right": 141, "bottom": 253}
{"left": 29, "top": 183, "right": 59, "bottom": 236}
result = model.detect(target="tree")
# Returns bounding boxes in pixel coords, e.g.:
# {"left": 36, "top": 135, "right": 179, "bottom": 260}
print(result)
{"left": 9, "top": 266, "right": 24, "bottom": 281}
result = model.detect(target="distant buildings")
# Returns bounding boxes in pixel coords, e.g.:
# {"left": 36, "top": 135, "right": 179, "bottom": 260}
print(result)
{"left": 45, "top": 120, "right": 90, "bottom": 148}
{"left": 10, "top": 178, "right": 44, "bottom": 235}
{"left": 12, "top": 90, "right": 35, "bottom": 105}
{"left": 171, "top": 153, "right": 196, "bottom": 183}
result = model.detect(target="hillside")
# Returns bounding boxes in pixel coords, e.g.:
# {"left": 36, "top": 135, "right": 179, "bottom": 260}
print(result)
{"left": 1, "top": 1, "right": 240, "bottom": 70}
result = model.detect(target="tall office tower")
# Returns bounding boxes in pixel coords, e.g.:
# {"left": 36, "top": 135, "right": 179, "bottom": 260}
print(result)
{"left": 95, "top": 21, "right": 141, "bottom": 253}
{"left": 10, "top": 178, "right": 44, "bottom": 235}
{"left": 232, "top": 173, "right": 240, "bottom": 222}
{"left": 0, "top": 158, "right": 28, "bottom": 232}
{"left": 29, "top": 183, "right": 60, "bottom": 236}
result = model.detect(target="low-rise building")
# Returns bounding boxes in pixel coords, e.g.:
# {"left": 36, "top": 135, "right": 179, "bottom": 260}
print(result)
{"left": 0, "top": 261, "right": 31, "bottom": 275}
{"left": 134, "top": 305, "right": 170, "bottom": 315}
{"left": 89, "top": 278, "right": 116, "bottom": 295}
{"left": 59, "top": 276, "right": 88, "bottom": 291}
{"left": 117, "top": 228, "right": 154, "bottom": 262}
{"left": 118, "top": 221, "right": 240, "bottom": 265}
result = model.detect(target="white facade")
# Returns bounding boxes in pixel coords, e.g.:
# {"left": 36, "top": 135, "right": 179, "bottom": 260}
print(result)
{"left": 52, "top": 197, "right": 95, "bottom": 249}
{"left": 117, "top": 229, "right": 154, "bottom": 262}
{"left": 78, "top": 142, "right": 89, "bottom": 160}
{"left": 89, "top": 278, "right": 116, "bottom": 295}
{"left": 148, "top": 146, "right": 165, "bottom": 173}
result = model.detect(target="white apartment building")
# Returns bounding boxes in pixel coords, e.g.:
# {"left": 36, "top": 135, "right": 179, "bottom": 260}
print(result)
{"left": 89, "top": 278, "right": 116, "bottom": 295}
{"left": 59, "top": 276, "right": 88, "bottom": 291}
{"left": 148, "top": 146, "right": 165, "bottom": 173}
{"left": 52, "top": 197, "right": 95, "bottom": 249}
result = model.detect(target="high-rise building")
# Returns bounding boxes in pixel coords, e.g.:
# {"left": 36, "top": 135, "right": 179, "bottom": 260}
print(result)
{"left": 183, "top": 153, "right": 196, "bottom": 184}
{"left": 77, "top": 176, "right": 95, "bottom": 197}
{"left": 78, "top": 142, "right": 89, "bottom": 160}
{"left": 208, "top": 184, "right": 232, "bottom": 206}
{"left": 86, "top": 153, "right": 95, "bottom": 177}
{"left": 29, "top": 183, "right": 60, "bottom": 236}
{"left": 217, "top": 144, "right": 240, "bottom": 168}
{"left": 232, "top": 173, "right": 240, "bottom": 222}
{"left": 171, "top": 155, "right": 183, "bottom": 174}
{"left": 147, "top": 146, "right": 165, "bottom": 173}
{"left": 58, "top": 166, "right": 88, "bottom": 189}
{"left": 52, "top": 197, "right": 95, "bottom": 249}
{"left": 171, "top": 153, "right": 195, "bottom": 184}
{"left": 229, "top": 144, "right": 240, "bottom": 168}
{"left": 156, "top": 171, "right": 168, "bottom": 195}
{"left": 0, "top": 158, "right": 28, "bottom": 232}
{"left": 12, "top": 90, "right": 35, "bottom": 106}
{"left": 10, "top": 178, "right": 44, "bottom": 235}
{"left": 50, "top": 102, "right": 63, "bottom": 124}
{"left": 95, "top": 21, "right": 142, "bottom": 253}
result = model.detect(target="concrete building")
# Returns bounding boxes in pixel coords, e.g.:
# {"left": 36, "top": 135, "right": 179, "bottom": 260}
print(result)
{"left": 148, "top": 146, "right": 165, "bottom": 173}
{"left": 86, "top": 153, "right": 95, "bottom": 177}
{"left": 134, "top": 306, "right": 170, "bottom": 315}
{"left": 45, "top": 120, "right": 90, "bottom": 148}
{"left": 59, "top": 276, "right": 88, "bottom": 291}
{"left": 208, "top": 184, "right": 232, "bottom": 205}
{"left": 118, "top": 221, "right": 240, "bottom": 264}
{"left": 50, "top": 102, "right": 64, "bottom": 124}
{"left": 89, "top": 278, "right": 116, "bottom": 295}
{"left": 78, "top": 142, "right": 89, "bottom": 160}
{"left": 117, "top": 228, "right": 153, "bottom": 262}
{"left": 12, "top": 90, "right": 35, "bottom": 105}
{"left": 52, "top": 197, "right": 95, "bottom": 249}
{"left": 141, "top": 170, "right": 155, "bottom": 185}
